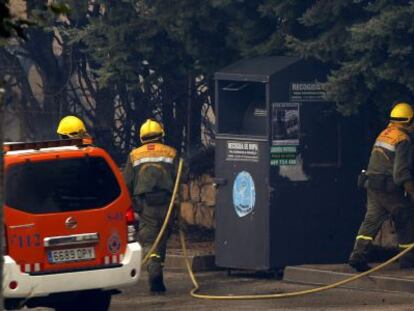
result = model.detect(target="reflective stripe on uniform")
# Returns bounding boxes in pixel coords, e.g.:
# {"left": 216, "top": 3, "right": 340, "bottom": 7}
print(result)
{"left": 133, "top": 156, "right": 174, "bottom": 167}
{"left": 149, "top": 253, "right": 161, "bottom": 259}
{"left": 399, "top": 243, "right": 414, "bottom": 249}
{"left": 356, "top": 235, "right": 373, "bottom": 241}
{"left": 374, "top": 141, "right": 395, "bottom": 152}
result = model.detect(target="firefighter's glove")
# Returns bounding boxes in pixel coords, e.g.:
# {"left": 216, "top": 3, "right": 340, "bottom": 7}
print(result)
{"left": 134, "top": 211, "right": 140, "bottom": 223}
{"left": 133, "top": 195, "right": 144, "bottom": 215}
{"left": 357, "top": 170, "right": 368, "bottom": 189}
{"left": 403, "top": 180, "right": 414, "bottom": 204}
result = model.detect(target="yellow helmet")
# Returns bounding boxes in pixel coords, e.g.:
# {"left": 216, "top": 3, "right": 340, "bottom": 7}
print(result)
{"left": 57, "top": 116, "right": 87, "bottom": 138}
{"left": 390, "top": 102, "right": 414, "bottom": 123}
{"left": 140, "top": 119, "right": 165, "bottom": 143}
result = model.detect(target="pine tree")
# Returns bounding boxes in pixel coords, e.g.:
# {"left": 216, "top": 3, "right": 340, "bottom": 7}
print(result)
{"left": 280, "top": 0, "right": 414, "bottom": 116}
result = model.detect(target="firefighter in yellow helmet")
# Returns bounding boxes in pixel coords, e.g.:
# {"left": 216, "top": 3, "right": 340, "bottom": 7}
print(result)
{"left": 349, "top": 102, "right": 414, "bottom": 271}
{"left": 57, "top": 115, "right": 89, "bottom": 139}
{"left": 123, "top": 119, "right": 177, "bottom": 293}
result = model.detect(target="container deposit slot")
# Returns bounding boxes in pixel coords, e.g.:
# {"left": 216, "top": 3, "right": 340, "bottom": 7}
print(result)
{"left": 218, "top": 81, "right": 266, "bottom": 136}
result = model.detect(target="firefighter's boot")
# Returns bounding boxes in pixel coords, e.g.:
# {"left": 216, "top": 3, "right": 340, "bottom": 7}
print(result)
{"left": 349, "top": 239, "right": 372, "bottom": 272}
{"left": 147, "top": 257, "right": 166, "bottom": 293}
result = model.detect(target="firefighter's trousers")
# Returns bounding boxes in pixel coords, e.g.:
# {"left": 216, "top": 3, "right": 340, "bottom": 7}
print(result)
{"left": 137, "top": 197, "right": 176, "bottom": 292}
{"left": 138, "top": 200, "right": 173, "bottom": 263}
{"left": 349, "top": 188, "right": 414, "bottom": 265}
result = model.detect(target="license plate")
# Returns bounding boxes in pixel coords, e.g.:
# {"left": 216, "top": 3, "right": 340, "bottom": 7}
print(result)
{"left": 48, "top": 247, "right": 95, "bottom": 264}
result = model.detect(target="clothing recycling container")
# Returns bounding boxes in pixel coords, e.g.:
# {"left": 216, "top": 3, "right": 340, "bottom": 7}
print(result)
{"left": 214, "top": 56, "right": 366, "bottom": 270}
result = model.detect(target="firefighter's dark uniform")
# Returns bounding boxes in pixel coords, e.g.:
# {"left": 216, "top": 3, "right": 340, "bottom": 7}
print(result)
{"left": 123, "top": 142, "right": 177, "bottom": 292}
{"left": 349, "top": 123, "right": 414, "bottom": 270}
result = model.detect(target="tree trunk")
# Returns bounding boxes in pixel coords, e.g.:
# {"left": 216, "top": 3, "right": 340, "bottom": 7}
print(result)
{"left": 94, "top": 87, "right": 115, "bottom": 151}
{"left": 189, "top": 86, "right": 202, "bottom": 149}
{"left": 162, "top": 79, "right": 185, "bottom": 151}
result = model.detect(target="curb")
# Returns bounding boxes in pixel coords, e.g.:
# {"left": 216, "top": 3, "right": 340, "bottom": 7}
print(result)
{"left": 283, "top": 264, "right": 414, "bottom": 294}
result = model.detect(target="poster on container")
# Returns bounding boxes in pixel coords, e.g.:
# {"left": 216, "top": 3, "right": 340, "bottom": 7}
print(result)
{"left": 271, "top": 102, "right": 300, "bottom": 146}
{"left": 271, "top": 102, "right": 300, "bottom": 167}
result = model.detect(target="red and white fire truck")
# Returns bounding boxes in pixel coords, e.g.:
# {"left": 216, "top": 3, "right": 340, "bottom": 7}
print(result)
{"left": 2, "top": 138, "right": 141, "bottom": 310}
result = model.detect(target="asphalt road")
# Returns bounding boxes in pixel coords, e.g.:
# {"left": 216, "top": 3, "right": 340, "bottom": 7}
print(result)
{"left": 109, "top": 271, "right": 414, "bottom": 311}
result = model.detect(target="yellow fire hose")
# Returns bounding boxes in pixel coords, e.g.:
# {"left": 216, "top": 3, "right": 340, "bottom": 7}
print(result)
{"left": 143, "top": 157, "right": 414, "bottom": 299}
{"left": 181, "top": 231, "right": 414, "bottom": 300}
